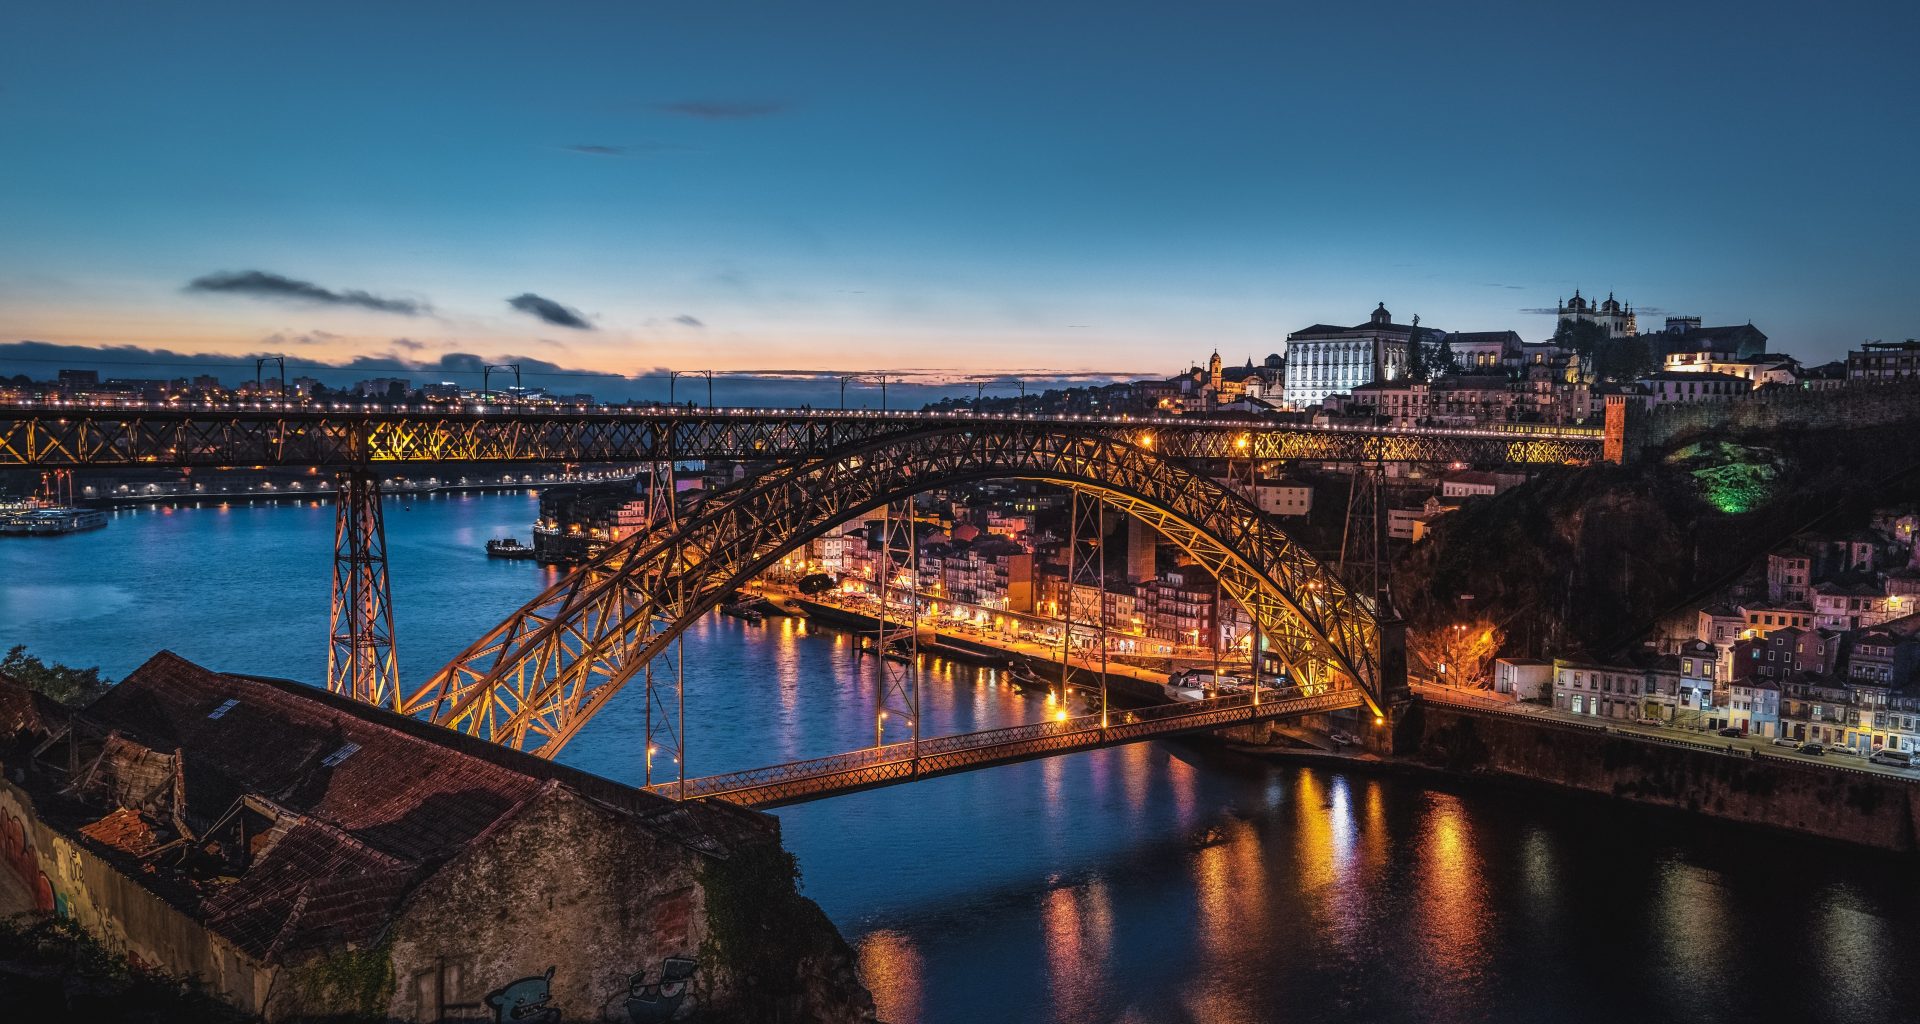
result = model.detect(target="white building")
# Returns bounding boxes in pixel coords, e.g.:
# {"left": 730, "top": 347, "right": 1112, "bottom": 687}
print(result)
{"left": 1252, "top": 478, "right": 1312, "bottom": 517}
{"left": 1553, "top": 659, "right": 1649, "bottom": 720}
{"left": 1639, "top": 370, "right": 1748, "bottom": 405}
{"left": 1492, "top": 658, "right": 1552, "bottom": 700}
{"left": 1282, "top": 304, "right": 1431, "bottom": 408}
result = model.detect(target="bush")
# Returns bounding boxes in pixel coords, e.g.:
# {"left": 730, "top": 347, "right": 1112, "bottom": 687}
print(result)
{"left": 0, "top": 647, "right": 111, "bottom": 706}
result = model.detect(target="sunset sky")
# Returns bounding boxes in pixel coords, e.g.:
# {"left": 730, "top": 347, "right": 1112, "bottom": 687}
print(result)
{"left": 3, "top": 1, "right": 1915, "bottom": 401}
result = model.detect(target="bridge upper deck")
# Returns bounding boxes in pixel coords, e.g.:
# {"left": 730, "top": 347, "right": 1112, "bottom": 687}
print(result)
{"left": 0, "top": 402, "right": 1603, "bottom": 467}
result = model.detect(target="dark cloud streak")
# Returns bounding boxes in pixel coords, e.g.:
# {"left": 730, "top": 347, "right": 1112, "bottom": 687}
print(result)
{"left": 185, "top": 270, "right": 428, "bottom": 316}
{"left": 506, "top": 293, "right": 594, "bottom": 330}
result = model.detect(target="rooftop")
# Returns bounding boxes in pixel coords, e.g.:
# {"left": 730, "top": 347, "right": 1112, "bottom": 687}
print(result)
{"left": 6, "top": 652, "right": 773, "bottom": 966}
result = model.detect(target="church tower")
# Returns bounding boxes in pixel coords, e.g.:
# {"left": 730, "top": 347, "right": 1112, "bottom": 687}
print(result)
{"left": 1208, "top": 350, "right": 1223, "bottom": 395}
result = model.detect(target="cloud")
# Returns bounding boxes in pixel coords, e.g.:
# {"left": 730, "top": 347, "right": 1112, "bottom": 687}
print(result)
{"left": 506, "top": 293, "right": 594, "bottom": 330}
{"left": 562, "top": 144, "right": 625, "bottom": 156}
{"left": 0, "top": 340, "right": 1167, "bottom": 408}
{"left": 185, "top": 270, "right": 428, "bottom": 316}
{"left": 656, "top": 100, "right": 785, "bottom": 119}
{"left": 1517, "top": 307, "right": 1560, "bottom": 315}
{"left": 260, "top": 329, "right": 342, "bottom": 348}
{"left": 390, "top": 337, "right": 427, "bottom": 351}
{"left": 671, "top": 315, "right": 704, "bottom": 328}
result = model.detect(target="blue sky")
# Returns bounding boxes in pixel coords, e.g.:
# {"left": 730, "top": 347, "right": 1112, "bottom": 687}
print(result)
{"left": 2, "top": 0, "right": 1915, "bottom": 398}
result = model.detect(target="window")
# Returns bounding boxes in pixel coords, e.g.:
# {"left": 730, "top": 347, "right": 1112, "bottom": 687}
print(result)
{"left": 207, "top": 699, "right": 240, "bottom": 720}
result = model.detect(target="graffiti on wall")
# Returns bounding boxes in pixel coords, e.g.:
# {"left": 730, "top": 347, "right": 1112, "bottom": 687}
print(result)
{"left": 0, "top": 807, "right": 57, "bottom": 914}
{"left": 482, "top": 957, "right": 700, "bottom": 1024}
{"left": 625, "top": 957, "right": 697, "bottom": 1024}
{"left": 485, "top": 966, "right": 559, "bottom": 1024}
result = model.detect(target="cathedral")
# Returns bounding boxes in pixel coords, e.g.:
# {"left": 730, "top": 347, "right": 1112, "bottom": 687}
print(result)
{"left": 1557, "top": 289, "right": 1637, "bottom": 339}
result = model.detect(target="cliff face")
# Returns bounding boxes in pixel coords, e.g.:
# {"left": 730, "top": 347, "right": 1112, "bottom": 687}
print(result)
{"left": 1392, "top": 424, "right": 1920, "bottom": 660}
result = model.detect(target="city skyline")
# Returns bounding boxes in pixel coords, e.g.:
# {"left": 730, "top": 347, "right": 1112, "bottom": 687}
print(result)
{"left": 5, "top": 1, "right": 1916, "bottom": 383}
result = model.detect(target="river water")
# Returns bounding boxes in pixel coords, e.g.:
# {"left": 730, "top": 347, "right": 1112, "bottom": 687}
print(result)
{"left": 4, "top": 492, "right": 1918, "bottom": 1024}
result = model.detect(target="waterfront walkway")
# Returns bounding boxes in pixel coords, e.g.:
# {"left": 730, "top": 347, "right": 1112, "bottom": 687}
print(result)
{"left": 1415, "top": 684, "right": 1920, "bottom": 782}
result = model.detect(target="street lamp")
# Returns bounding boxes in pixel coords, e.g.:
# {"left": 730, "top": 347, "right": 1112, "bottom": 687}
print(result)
{"left": 876, "top": 710, "right": 888, "bottom": 748}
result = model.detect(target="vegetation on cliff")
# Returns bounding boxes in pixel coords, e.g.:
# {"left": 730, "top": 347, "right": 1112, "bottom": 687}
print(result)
{"left": 1392, "top": 424, "right": 1920, "bottom": 664}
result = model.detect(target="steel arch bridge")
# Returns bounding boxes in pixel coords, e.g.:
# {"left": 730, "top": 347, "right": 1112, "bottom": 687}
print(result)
{"left": 394, "top": 422, "right": 1403, "bottom": 800}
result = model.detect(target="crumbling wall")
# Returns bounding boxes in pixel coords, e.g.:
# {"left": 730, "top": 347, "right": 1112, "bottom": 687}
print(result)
{"left": 0, "top": 780, "right": 273, "bottom": 1013}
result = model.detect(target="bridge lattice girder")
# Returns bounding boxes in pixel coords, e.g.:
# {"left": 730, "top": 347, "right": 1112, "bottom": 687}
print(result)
{"left": 0, "top": 408, "right": 1602, "bottom": 468}
{"left": 401, "top": 423, "right": 1395, "bottom": 758}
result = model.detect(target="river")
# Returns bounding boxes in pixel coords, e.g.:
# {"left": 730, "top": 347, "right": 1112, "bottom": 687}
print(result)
{"left": 3, "top": 492, "right": 1917, "bottom": 1024}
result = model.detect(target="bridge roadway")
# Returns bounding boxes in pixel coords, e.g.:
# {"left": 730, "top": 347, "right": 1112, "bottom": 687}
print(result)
{"left": 0, "top": 402, "right": 1604, "bottom": 467}
{"left": 644, "top": 686, "right": 1366, "bottom": 808}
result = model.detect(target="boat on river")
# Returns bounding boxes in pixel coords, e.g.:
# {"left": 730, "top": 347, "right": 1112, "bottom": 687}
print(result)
{"left": 485, "top": 537, "right": 538, "bottom": 559}
{"left": 0, "top": 506, "right": 108, "bottom": 536}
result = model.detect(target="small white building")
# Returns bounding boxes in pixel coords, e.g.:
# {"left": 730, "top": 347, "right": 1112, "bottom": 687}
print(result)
{"left": 1252, "top": 478, "right": 1313, "bottom": 518}
{"left": 1492, "top": 658, "right": 1552, "bottom": 700}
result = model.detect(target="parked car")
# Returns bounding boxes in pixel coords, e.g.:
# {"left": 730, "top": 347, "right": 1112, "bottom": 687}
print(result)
{"left": 1772, "top": 737, "right": 1799, "bottom": 747}
{"left": 1717, "top": 727, "right": 1743, "bottom": 738}
{"left": 1636, "top": 717, "right": 1664, "bottom": 726}
{"left": 1328, "top": 731, "right": 1357, "bottom": 746}
{"left": 1870, "top": 749, "right": 1915, "bottom": 768}
{"left": 1798, "top": 742, "right": 1825, "bottom": 756}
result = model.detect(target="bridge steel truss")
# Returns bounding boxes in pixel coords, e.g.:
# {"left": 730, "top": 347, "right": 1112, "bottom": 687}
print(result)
{"left": 0, "top": 407, "right": 1604, "bottom": 469}
{"left": 399, "top": 422, "right": 1401, "bottom": 767}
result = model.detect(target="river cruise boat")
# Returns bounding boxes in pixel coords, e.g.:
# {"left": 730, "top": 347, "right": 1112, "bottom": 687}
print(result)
{"left": 0, "top": 506, "right": 108, "bottom": 536}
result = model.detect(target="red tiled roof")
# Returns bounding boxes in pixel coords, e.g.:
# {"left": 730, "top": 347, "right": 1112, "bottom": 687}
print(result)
{"left": 0, "top": 672, "right": 66, "bottom": 747}
{"left": 84, "top": 652, "right": 545, "bottom": 865}
{"left": 77, "top": 807, "right": 164, "bottom": 857}
{"left": 45, "top": 651, "right": 776, "bottom": 966}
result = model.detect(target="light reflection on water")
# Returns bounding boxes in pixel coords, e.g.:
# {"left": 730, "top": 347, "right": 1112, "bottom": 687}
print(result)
{"left": 7, "top": 494, "right": 1920, "bottom": 1024}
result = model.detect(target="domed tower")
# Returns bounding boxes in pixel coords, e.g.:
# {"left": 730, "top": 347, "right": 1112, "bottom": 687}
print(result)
{"left": 1370, "top": 302, "right": 1392, "bottom": 326}
{"left": 1208, "top": 350, "right": 1222, "bottom": 394}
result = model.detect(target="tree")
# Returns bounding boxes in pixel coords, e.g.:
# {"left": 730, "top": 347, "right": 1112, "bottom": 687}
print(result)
{"left": 1551, "top": 318, "right": 1609, "bottom": 359}
{"left": 1, "top": 646, "right": 111, "bottom": 705}
{"left": 1594, "top": 334, "right": 1658, "bottom": 383}
{"left": 1408, "top": 620, "right": 1506, "bottom": 689}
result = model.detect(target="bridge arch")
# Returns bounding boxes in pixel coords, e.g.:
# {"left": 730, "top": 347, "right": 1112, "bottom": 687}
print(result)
{"left": 402, "top": 424, "right": 1396, "bottom": 757}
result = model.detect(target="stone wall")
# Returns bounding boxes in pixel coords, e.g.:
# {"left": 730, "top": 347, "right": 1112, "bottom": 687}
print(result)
{"left": 380, "top": 786, "right": 873, "bottom": 1024}
{"left": 1414, "top": 701, "right": 1920, "bottom": 852}
{"left": 1632, "top": 380, "right": 1920, "bottom": 453}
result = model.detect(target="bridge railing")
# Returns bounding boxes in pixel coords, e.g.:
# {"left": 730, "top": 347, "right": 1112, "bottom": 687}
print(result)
{"left": 645, "top": 685, "right": 1361, "bottom": 802}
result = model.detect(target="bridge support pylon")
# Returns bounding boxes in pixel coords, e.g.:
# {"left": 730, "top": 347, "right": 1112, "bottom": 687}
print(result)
{"left": 328, "top": 467, "right": 400, "bottom": 709}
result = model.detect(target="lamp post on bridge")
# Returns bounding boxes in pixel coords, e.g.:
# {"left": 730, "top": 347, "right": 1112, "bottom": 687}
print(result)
{"left": 482, "top": 363, "right": 521, "bottom": 405}
{"left": 254, "top": 355, "right": 285, "bottom": 398}
{"left": 669, "top": 369, "right": 714, "bottom": 408}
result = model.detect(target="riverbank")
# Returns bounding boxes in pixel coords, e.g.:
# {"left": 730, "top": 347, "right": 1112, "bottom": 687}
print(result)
{"left": 1226, "top": 694, "right": 1920, "bottom": 853}
{"left": 782, "top": 593, "right": 1175, "bottom": 706}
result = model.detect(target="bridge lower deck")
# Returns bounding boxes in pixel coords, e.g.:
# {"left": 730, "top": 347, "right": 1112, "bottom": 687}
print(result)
{"left": 646, "top": 688, "right": 1365, "bottom": 807}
